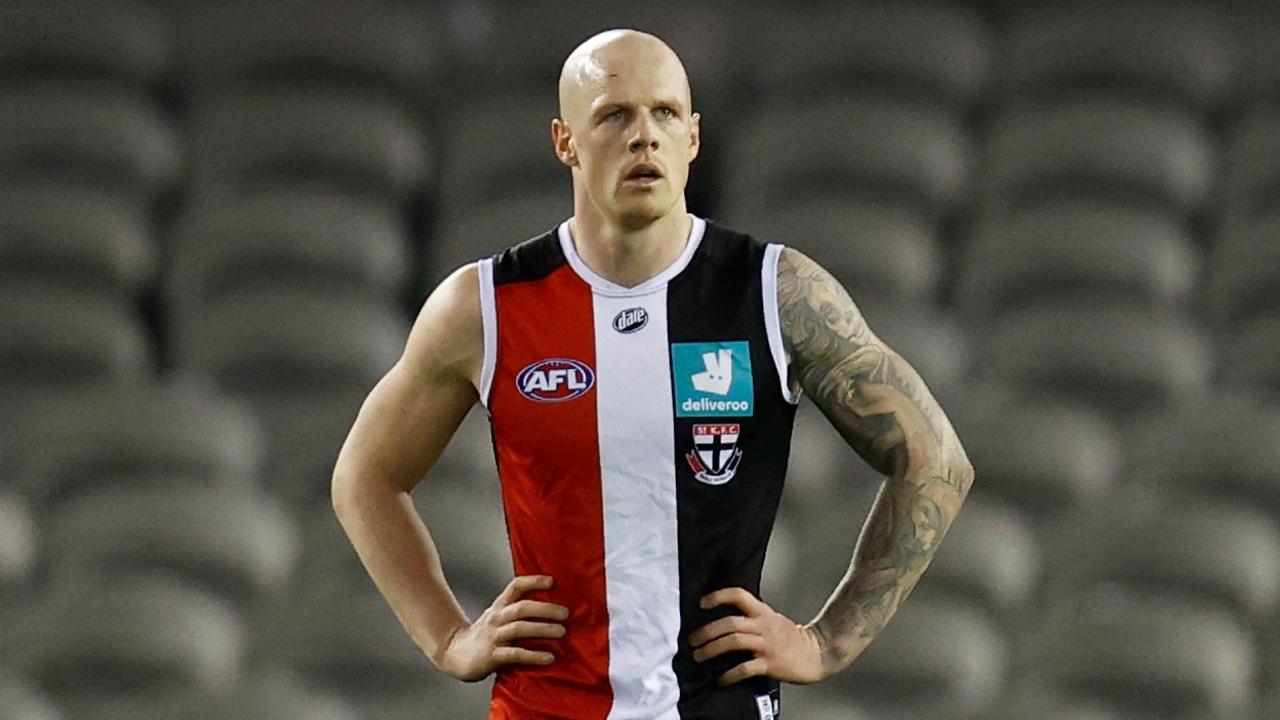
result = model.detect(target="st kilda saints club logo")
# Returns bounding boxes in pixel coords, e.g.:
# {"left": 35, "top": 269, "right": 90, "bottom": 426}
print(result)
{"left": 686, "top": 423, "right": 744, "bottom": 485}
{"left": 516, "top": 358, "right": 595, "bottom": 402}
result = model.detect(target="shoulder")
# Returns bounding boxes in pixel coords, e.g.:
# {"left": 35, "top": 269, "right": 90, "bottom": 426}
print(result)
{"left": 402, "top": 263, "right": 483, "bottom": 383}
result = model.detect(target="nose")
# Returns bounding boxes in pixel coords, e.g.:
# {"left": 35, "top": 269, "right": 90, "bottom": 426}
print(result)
{"left": 628, "top": 115, "right": 659, "bottom": 153}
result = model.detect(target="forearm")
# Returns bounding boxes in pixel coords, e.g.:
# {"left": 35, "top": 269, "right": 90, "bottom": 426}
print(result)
{"left": 332, "top": 473, "right": 470, "bottom": 666}
{"left": 806, "top": 455, "right": 972, "bottom": 674}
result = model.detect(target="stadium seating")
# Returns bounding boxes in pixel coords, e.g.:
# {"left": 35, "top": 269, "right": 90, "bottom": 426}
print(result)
{"left": 0, "top": 182, "right": 154, "bottom": 297}
{"left": 958, "top": 201, "right": 1200, "bottom": 317}
{"left": 0, "top": 492, "right": 36, "bottom": 593}
{"left": 1221, "top": 107, "right": 1280, "bottom": 220}
{"left": 1218, "top": 313, "right": 1280, "bottom": 395}
{"left": 0, "top": 0, "right": 170, "bottom": 88}
{"left": 0, "top": 673, "right": 63, "bottom": 720}
{"left": 1207, "top": 214, "right": 1280, "bottom": 323}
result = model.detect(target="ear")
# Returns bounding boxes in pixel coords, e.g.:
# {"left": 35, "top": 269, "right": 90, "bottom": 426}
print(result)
{"left": 688, "top": 111, "right": 702, "bottom": 162}
{"left": 551, "top": 118, "right": 579, "bottom": 168}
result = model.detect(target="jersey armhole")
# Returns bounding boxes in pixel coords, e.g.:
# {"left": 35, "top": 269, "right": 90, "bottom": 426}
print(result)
{"left": 762, "top": 244, "right": 802, "bottom": 405}
{"left": 477, "top": 257, "right": 498, "bottom": 408}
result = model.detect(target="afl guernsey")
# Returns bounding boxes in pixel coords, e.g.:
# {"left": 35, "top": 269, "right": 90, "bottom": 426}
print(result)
{"left": 477, "top": 215, "right": 801, "bottom": 720}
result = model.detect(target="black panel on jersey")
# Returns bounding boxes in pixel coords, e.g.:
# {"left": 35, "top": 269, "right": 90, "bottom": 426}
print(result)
{"left": 666, "top": 221, "right": 797, "bottom": 719}
{"left": 492, "top": 228, "right": 565, "bottom": 286}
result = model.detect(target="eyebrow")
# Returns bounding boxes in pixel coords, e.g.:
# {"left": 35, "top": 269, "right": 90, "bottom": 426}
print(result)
{"left": 591, "top": 98, "right": 686, "bottom": 119}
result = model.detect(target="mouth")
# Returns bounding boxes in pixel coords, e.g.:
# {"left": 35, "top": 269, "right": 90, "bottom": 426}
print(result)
{"left": 623, "top": 163, "right": 664, "bottom": 186}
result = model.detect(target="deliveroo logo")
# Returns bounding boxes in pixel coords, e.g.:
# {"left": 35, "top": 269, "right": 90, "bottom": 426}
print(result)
{"left": 671, "top": 341, "right": 753, "bottom": 417}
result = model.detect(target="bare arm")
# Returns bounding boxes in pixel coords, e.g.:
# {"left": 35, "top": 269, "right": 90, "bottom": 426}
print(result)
{"left": 778, "top": 247, "right": 975, "bottom": 675}
{"left": 331, "top": 264, "right": 567, "bottom": 680}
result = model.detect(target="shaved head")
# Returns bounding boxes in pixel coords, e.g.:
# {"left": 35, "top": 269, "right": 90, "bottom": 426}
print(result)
{"left": 558, "top": 29, "right": 692, "bottom": 130}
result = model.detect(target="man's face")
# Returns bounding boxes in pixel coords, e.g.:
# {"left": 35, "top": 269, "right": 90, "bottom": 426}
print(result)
{"left": 556, "top": 49, "right": 700, "bottom": 229}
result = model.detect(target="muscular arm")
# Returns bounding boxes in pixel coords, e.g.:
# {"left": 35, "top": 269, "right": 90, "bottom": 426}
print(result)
{"left": 777, "top": 247, "right": 975, "bottom": 675}
{"left": 331, "top": 264, "right": 482, "bottom": 664}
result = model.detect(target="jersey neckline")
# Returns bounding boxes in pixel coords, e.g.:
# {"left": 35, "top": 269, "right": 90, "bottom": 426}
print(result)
{"left": 557, "top": 214, "right": 707, "bottom": 297}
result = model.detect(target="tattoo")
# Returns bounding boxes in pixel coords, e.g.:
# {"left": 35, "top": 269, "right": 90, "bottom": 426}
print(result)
{"left": 777, "top": 248, "right": 974, "bottom": 674}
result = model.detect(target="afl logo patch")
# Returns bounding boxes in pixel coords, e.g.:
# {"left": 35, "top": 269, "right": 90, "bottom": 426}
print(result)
{"left": 612, "top": 307, "right": 648, "bottom": 334}
{"left": 516, "top": 358, "right": 595, "bottom": 402}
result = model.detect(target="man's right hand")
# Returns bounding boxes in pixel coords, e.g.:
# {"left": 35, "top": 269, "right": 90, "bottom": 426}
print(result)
{"left": 434, "top": 575, "right": 569, "bottom": 682}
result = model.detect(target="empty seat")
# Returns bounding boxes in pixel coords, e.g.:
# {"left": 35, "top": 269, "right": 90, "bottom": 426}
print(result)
{"left": 9, "top": 574, "right": 247, "bottom": 698}
{"left": 173, "top": 286, "right": 406, "bottom": 500}
{"left": 976, "top": 302, "right": 1212, "bottom": 417}
{"left": 948, "top": 388, "right": 1121, "bottom": 517}
{"left": 726, "top": 199, "right": 944, "bottom": 307}
{"left": 985, "top": 685, "right": 1122, "bottom": 720}
{"left": 1207, "top": 214, "right": 1280, "bottom": 323}
{"left": 1035, "top": 593, "right": 1256, "bottom": 717}
{"left": 0, "top": 84, "right": 180, "bottom": 201}
{"left": 724, "top": 98, "right": 971, "bottom": 220}
{"left": 9, "top": 379, "right": 262, "bottom": 507}
{"left": 1127, "top": 392, "right": 1280, "bottom": 514}
{"left": 413, "top": 478, "right": 512, "bottom": 611}
{"left": 353, "top": 683, "right": 491, "bottom": 720}
{"left": 914, "top": 496, "right": 1039, "bottom": 616}
{"left": 187, "top": 87, "right": 430, "bottom": 205}
{"left": 1238, "top": 10, "right": 1280, "bottom": 106}
{"left": 0, "top": 282, "right": 151, "bottom": 400}
{"left": 983, "top": 99, "right": 1213, "bottom": 215}
{"left": 0, "top": 0, "right": 170, "bottom": 87}
{"left": 1221, "top": 107, "right": 1280, "bottom": 220}
{"left": 425, "top": 196, "right": 570, "bottom": 287}
{"left": 1219, "top": 313, "right": 1280, "bottom": 394}
{"left": 169, "top": 0, "right": 442, "bottom": 98}
{"left": 831, "top": 594, "right": 1007, "bottom": 718}
{"left": 1044, "top": 494, "right": 1280, "bottom": 625}
{"left": 63, "top": 671, "right": 358, "bottom": 720}
{"left": 0, "top": 182, "right": 153, "bottom": 296}
{"left": 1002, "top": 2, "right": 1236, "bottom": 109}
{"left": 741, "top": 1, "right": 992, "bottom": 109}
{"left": 0, "top": 491, "right": 37, "bottom": 592}
{"left": 0, "top": 674, "right": 63, "bottom": 720}
{"left": 166, "top": 190, "right": 410, "bottom": 326}
{"left": 45, "top": 484, "right": 298, "bottom": 608}
{"left": 959, "top": 201, "right": 1199, "bottom": 317}
{"left": 436, "top": 93, "right": 564, "bottom": 212}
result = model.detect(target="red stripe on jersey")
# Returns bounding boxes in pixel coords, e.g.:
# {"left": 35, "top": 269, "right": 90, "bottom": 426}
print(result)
{"left": 487, "top": 264, "right": 612, "bottom": 719}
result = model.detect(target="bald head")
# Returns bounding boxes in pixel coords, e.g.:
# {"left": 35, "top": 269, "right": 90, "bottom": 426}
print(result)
{"left": 557, "top": 29, "right": 692, "bottom": 129}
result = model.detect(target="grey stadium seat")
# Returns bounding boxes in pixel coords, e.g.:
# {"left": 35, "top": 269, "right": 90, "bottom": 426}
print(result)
{"left": 0, "top": 182, "right": 153, "bottom": 296}
{"left": 1044, "top": 493, "right": 1280, "bottom": 625}
{"left": 724, "top": 199, "right": 944, "bottom": 308}
{"left": 166, "top": 190, "right": 410, "bottom": 327}
{"left": 946, "top": 385, "right": 1120, "bottom": 517}
{"left": 1219, "top": 313, "right": 1280, "bottom": 395}
{"left": 1238, "top": 11, "right": 1280, "bottom": 106}
{"left": 723, "top": 97, "right": 971, "bottom": 220}
{"left": 169, "top": 0, "right": 442, "bottom": 100}
{"left": 0, "top": 84, "right": 180, "bottom": 202}
{"left": 739, "top": 0, "right": 992, "bottom": 109}
{"left": 9, "top": 574, "right": 247, "bottom": 699}
{"left": 830, "top": 594, "right": 1007, "bottom": 719}
{"left": 0, "top": 0, "right": 170, "bottom": 87}
{"left": 65, "top": 671, "right": 357, "bottom": 720}
{"left": 912, "top": 496, "right": 1039, "bottom": 616}
{"left": 1001, "top": 2, "right": 1236, "bottom": 110}
{"left": 975, "top": 302, "right": 1212, "bottom": 417}
{"left": 8, "top": 379, "right": 262, "bottom": 507}
{"left": 1207, "top": 214, "right": 1280, "bottom": 323}
{"left": 982, "top": 99, "right": 1214, "bottom": 216}
{"left": 0, "top": 282, "right": 151, "bottom": 402}
{"left": 425, "top": 196, "right": 571, "bottom": 286}
{"left": 0, "top": 491, "right": 36, "bottom": 594}
{"left": 1127, "top": 392, "right": 1280, "bottom": 514}
{"left": 353, "top": 683, "right": 491, "bottom": 720}
{"left": 45, "top": 484, "right": 298, "bottom": 609}
{"left": 413, "top": 477, "right": 512, "bottom": 613}
{"left": 1221, "top": 107, "right": 1280, "bottom": 220}
{"left": 855, "top": 299, "right": 971, "bottom": 393}
{"left": 173, "top": 286, "right": 406, "bottom": 501}
{"left": 985, "top": 685, "right": 1123, "bottom": 720}
{"left": 959, "top": 201, "right": 1200, "bottom": 318}
{"left": 436, "top": 93, "right": 564, "bottom": 213}
{"left": 0, "top": 674, "right": 63, "bottom": 720}
{"left": 186, "top": 87, "right": 430, "bottom": 205}
{"left": 1034, "top": 593, "right": 1257, "bottom": 717}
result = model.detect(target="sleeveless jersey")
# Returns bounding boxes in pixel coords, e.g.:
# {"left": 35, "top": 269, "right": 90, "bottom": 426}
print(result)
{"left": 477, "top": 215, "right": 800, "bottom": 720}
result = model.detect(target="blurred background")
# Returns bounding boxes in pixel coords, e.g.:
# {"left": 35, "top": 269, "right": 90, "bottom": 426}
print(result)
{"left": 1, "top": 0, "right": 1279, "bottom": 718}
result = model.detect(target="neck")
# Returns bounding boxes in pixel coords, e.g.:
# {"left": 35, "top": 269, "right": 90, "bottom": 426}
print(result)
{"left": 568, "top": 202, "right": 693, "bottom": 289}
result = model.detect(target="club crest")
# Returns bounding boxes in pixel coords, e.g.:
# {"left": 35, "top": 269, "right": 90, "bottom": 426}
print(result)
{"left": 685, "top": 423, "right": 744, "bottom": 485}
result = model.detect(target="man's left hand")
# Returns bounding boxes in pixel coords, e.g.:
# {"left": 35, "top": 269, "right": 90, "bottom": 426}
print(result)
{"left": 688, "top": 587, "right": 826, "bottom": 686}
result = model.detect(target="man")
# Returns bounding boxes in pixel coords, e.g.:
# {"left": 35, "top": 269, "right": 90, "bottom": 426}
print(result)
{"left": 332, "top": 28, "right": 974, "bottom": 720}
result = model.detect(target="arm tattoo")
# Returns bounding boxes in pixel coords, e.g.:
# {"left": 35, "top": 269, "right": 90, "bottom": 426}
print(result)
{"left": 776, "top": 248, "right": 975, "bottom": 674}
